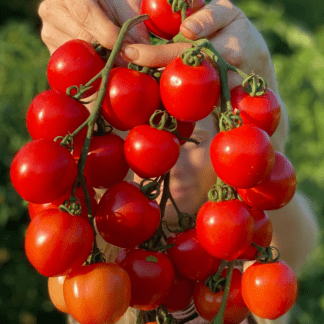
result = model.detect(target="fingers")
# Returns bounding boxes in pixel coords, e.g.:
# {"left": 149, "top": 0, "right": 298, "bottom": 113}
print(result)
{"left": 180, "top": 0, "right": 244, "bottom": 40}
{"left": 121, "top": 42, "right": 192, "bottom": 67}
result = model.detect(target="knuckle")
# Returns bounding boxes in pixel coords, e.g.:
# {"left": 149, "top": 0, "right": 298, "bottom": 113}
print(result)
{"left": 38, "top": 1, "right": 51, "bottom": 19}
{"left": 200, "top": 5, "right": 216, "bottom": 29}
{"left": 72, "top": 1, "right": 93, "bottom": 28}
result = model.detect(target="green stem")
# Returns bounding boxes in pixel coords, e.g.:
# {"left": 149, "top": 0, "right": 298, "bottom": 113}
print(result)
{"left": 211, "top": 260, "right": 235, "bottom": 324}
{"left": 136, "top": 310, "right": 145, "bottom": 324}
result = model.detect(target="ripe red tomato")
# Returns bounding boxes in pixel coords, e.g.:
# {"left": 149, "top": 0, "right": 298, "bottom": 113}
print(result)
{"left": 26, "top": 90, "right": 89, "bottom": 143}
{"left": 231, "top": 86, "right": 281, "bottom": 136}
{"left": 28, "top": 185, "right": 97, "bottom": 222}
{"left": 47, "top": 39, "right": 105, "bottom": 98}
{"left": 210, "top": 124, "right": 275, "bottom": 188}
{"left": 194, "top": 268, "right": 250, "bottom": 323}
{"left": 83, "top": 133, "right": 129, "bottom": 188}
{"left": 95, "top": 181, "right": 161, "bottom": 248}
{"left": 64, "top": 262, "right": 131, "bottom": 324}
{"left": 196, "top": 200, "right": 254, "bottom": 261}
{"left": 10, "top": 139, "right": 78, "bottom": 203}
{"left": 141, "top": 0, "right": 205, "bottom": 40}
{"left": 166, "top": 229, "right": 221, "bottom": 281}
{"left": 175, "top": 119, "right": 196, "bottom": 145}
{"left": 48, "top": 276, "right": 68, "bottom": 313}
{"left": 241, "top": 261, "right": 298, "bottom": 319}
{"left": 25, "top": 209, "right": 94, "bottom": 277}
{"left": 160, "top": 57, "right": 220, "bottom": 122}
{"left": 124, "top": 125, "right": 180, "bottom": 178}
{"left": 116, "top": 248, "right": 175, "bottom": 310}
{"left": 101, "top": 67, "right": 161, "bottom": 131}
{"left": 238, "top": 209, "right": 273, "bottom": 260}
{"left": 237, "top": 151, "right": 297, "bottom": 210}
{"left": 163, "top": 272, "right": 196, "bottom": 313}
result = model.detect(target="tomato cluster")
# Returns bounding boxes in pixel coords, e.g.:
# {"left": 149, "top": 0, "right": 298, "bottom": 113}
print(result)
{"left": 10, "top": 5, "right": 299, "bottom": 324}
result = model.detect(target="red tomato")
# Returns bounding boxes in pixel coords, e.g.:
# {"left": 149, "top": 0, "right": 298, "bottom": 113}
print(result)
{"left": 231, "top": 86, "right": 281, "bottom": 136}
{"left": 116, "top": 248, "right": 175, "bottom": 310}
{"left": 10, "top": 139, "right": 78, "bottom": 203}
{"left": 25, "top": 209, "right": 94, "bottom": 277}
{"left": 238, "top": 209, "right": 273, "bottom": 260}
{"left": 166, "top": 229, "right": 221, "bottom": 281}
{"left": 175, "top": 119, "right": 196, "bottom": 145}
{"left": 141, "top": 0, "right": 205, "bottom": 40}
{"left": 101, "top": 67, "right": 161, "bottom": 131}
{"left": 47, "top": 39, "right": 105, "bottom": 98}
{"left": 194, "top": 268, "right": 250, "bottom": 323}
{"left": 160, "top": 57, "right": 220, "bottom": 122}
{"left": 196, "top": 200, "right": 254, "bottom": 261}
{"left": 241, "top": 261, "right": 298, "bottom": 319}
{"left": 28, "top": 185, "right": 97, "bottom": 222}
{"left": 95, "top": 181, "right": 161, "bottom": 248}
{"left": 124, "top": 125, "right": 180, "bottom": 178}
{"left": 210, "top": 124, "right": 275, "bottom": 188}
{"left": 237, "top": 151, "right": 297, "bottom": 210}
{"left": 83, "top": 133, "right": 129, "bottom": 188}
{"left": 64, "top": 263, "right": 131, "bottom": 324}
{"left": 163, "top": 272, "right": 196, "bottom": 313}
{"left": 26, "top": 90, "right": 89, "bottom": 143}
{"left": 48, "top": 276, "right": 68, "bottom": 313}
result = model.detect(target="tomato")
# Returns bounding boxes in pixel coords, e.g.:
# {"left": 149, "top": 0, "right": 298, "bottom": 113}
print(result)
{"left": 194, "top": 268, "right": 250, "bottom": 323}
{"left": 124, "top": 125, "right": 180, "bottom": 178}
{"left": 237, "top": 151, "right": 297, "bottom": 210}
{"left": 47, "top": 39, "right": 105, "bottom": 98}
{"left": 160, "top": 57, "right": 220, "bottom": 122}
{"left": 95, "top": 181, "right": 161, "bottom": 248}
{"left": 101, "top": 67, "right": 161, "bottom": 131}
{"left": 238, "top": 209, "right": 273, "bottom": 260}
{"left": 175, "top": 119, "right": 196, "bottom": 145}
{"left": 210, "top": 124, "right": 275, "bottom": 188}
{"left": 241, "top": 261, "right": 298, "bottom": 319}
{"left": 64, "top": 262, "right": 131, "bottom": 324}
{"left": 25, "top": 209, "right": 94, "bottom": 277}
{"left": 26, "top": 90, "right": 89, "bottom": 144}
{"left": 83, "top": 133, "right": 129, "bottom": 188}
{"left": 28, "top": 185, "right": 97, "bottom": 222}
{"left": 116, "top": 248, "right": 175, "bottom": 310}
{"left": 166, "top": 229, "right": 221, "bottom": 281}
{"left": 10, "top": 139, "right": 78, "bottom": 204}
{"left": 163, "top": 272, "right": 196, "bottom": 313}
{"left": 196, "top": 200, "right": 254, "bottom": 261}
{"left": 230, "top": 86, "right": 281, "bottom": 137}
{"left": 141, "top": 0, "right": 205, "bottom": 40}
{"left": 48, "top": 276, "right": 68, "bottom": 313}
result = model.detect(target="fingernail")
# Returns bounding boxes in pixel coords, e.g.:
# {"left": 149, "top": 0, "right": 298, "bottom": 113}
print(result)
{"left": 122, "top": 46, "right": 139, "bottom": 61}
{"left": 182, "top": 19, "right": 202, "bottom": 35}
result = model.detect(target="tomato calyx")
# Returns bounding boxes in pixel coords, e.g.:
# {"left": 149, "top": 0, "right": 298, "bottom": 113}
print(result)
{"left": 180, "top": 44, "right": 207, "bottom": 66}
{"left": 156, "top": 305, "right": 177, "bottom": 324}
{"left": 150, "top": 110, "right": 177, "bottom": 132}
{"left": 242, "top": 73, "right": 267, "bottom": 97}
{"left": 59, "top": 195, "right": 82, "bottom": 216}
{"left": 128, "top": 63, "right": 162, "bottom": 80}
{"left": 93, "top": 116, "right": 113, "bottom": 136}
{"left": 251, "top": 242, "right": 281, "bottom": 263}
{"left": 86, "top": 245, "right": 106, "bottom": 265}
{"left": 92, "top": 40, "right": 111, "bottom": 60}
{"left": 140, "top": 177, "right": 163, "bottom": 200}
{"left": 208, "top": 177, "right": 238, "bottom": 203}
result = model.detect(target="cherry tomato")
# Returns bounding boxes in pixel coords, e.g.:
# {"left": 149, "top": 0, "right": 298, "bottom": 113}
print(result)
{"left": 231, "top": 86, "right": 281, "bottom": 136}
{"left": 237, "top": 151, "right": 297, "bottom": 210}
{"left": 241, "top": 261, "right": 298, "bottom": 319}
{"left": 116, "top": 248, "right": 175, "bottom": 310}
{"left": 163, "top": 272, "right": 196, "bottom": 313}
{"left": 101, "top": 67, "right": 161, "bottom": 131}
{"left": 83, "top": 133, "right": 129, "bottom": 188}
{"left": 48, "top": 276, "right": 68, "bottom": 313}
{"left": 28, "top": 185, "right": 97, "bottom": 222}
{"left": 160, "top": 57, "right": 220, "bottom": 122}
{"left": 25, "top": 209, "right": 94, "bottom": 277}
{"left": 47, "top": 39, "right": 105, "bottom": 98}
{"left": 124, "top": 125, "right": 180, "bottom": 178}
{"left": 95, "top": 181, "right": 161, "bottom": 248}
{"left": 194, "top": 268, "right": 250, "bottom": 323}
{"left": 166, "top": 229, "right": 221, "bottom": 281}
{"left": 210, "top": 124, "right": 275, "bottom": 188}
{"left": 141, "top": 0, "right": 205, "bottom": 40}
{"left": 10, "top": 139, "right": 78, "bottom": 203}
{"left": 26, "top": 90, "right": 89, "bottom": 144}
{"left": 64, "top": 262, "right": 131, "bottom": 324}
{"left": 196, "top": 200, "right": 254, "bottom": 261}
{"left": 238, "top": 209, "right": 273, "bottom": 260}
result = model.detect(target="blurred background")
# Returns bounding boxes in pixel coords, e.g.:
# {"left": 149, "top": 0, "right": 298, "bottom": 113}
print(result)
{"left": 0, "top": 0, "right": 324, "bottom": 323}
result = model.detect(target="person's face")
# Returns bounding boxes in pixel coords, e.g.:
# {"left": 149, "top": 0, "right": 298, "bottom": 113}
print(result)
{"left": 133, "top": 114, "right": 218, "bottom": 231}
